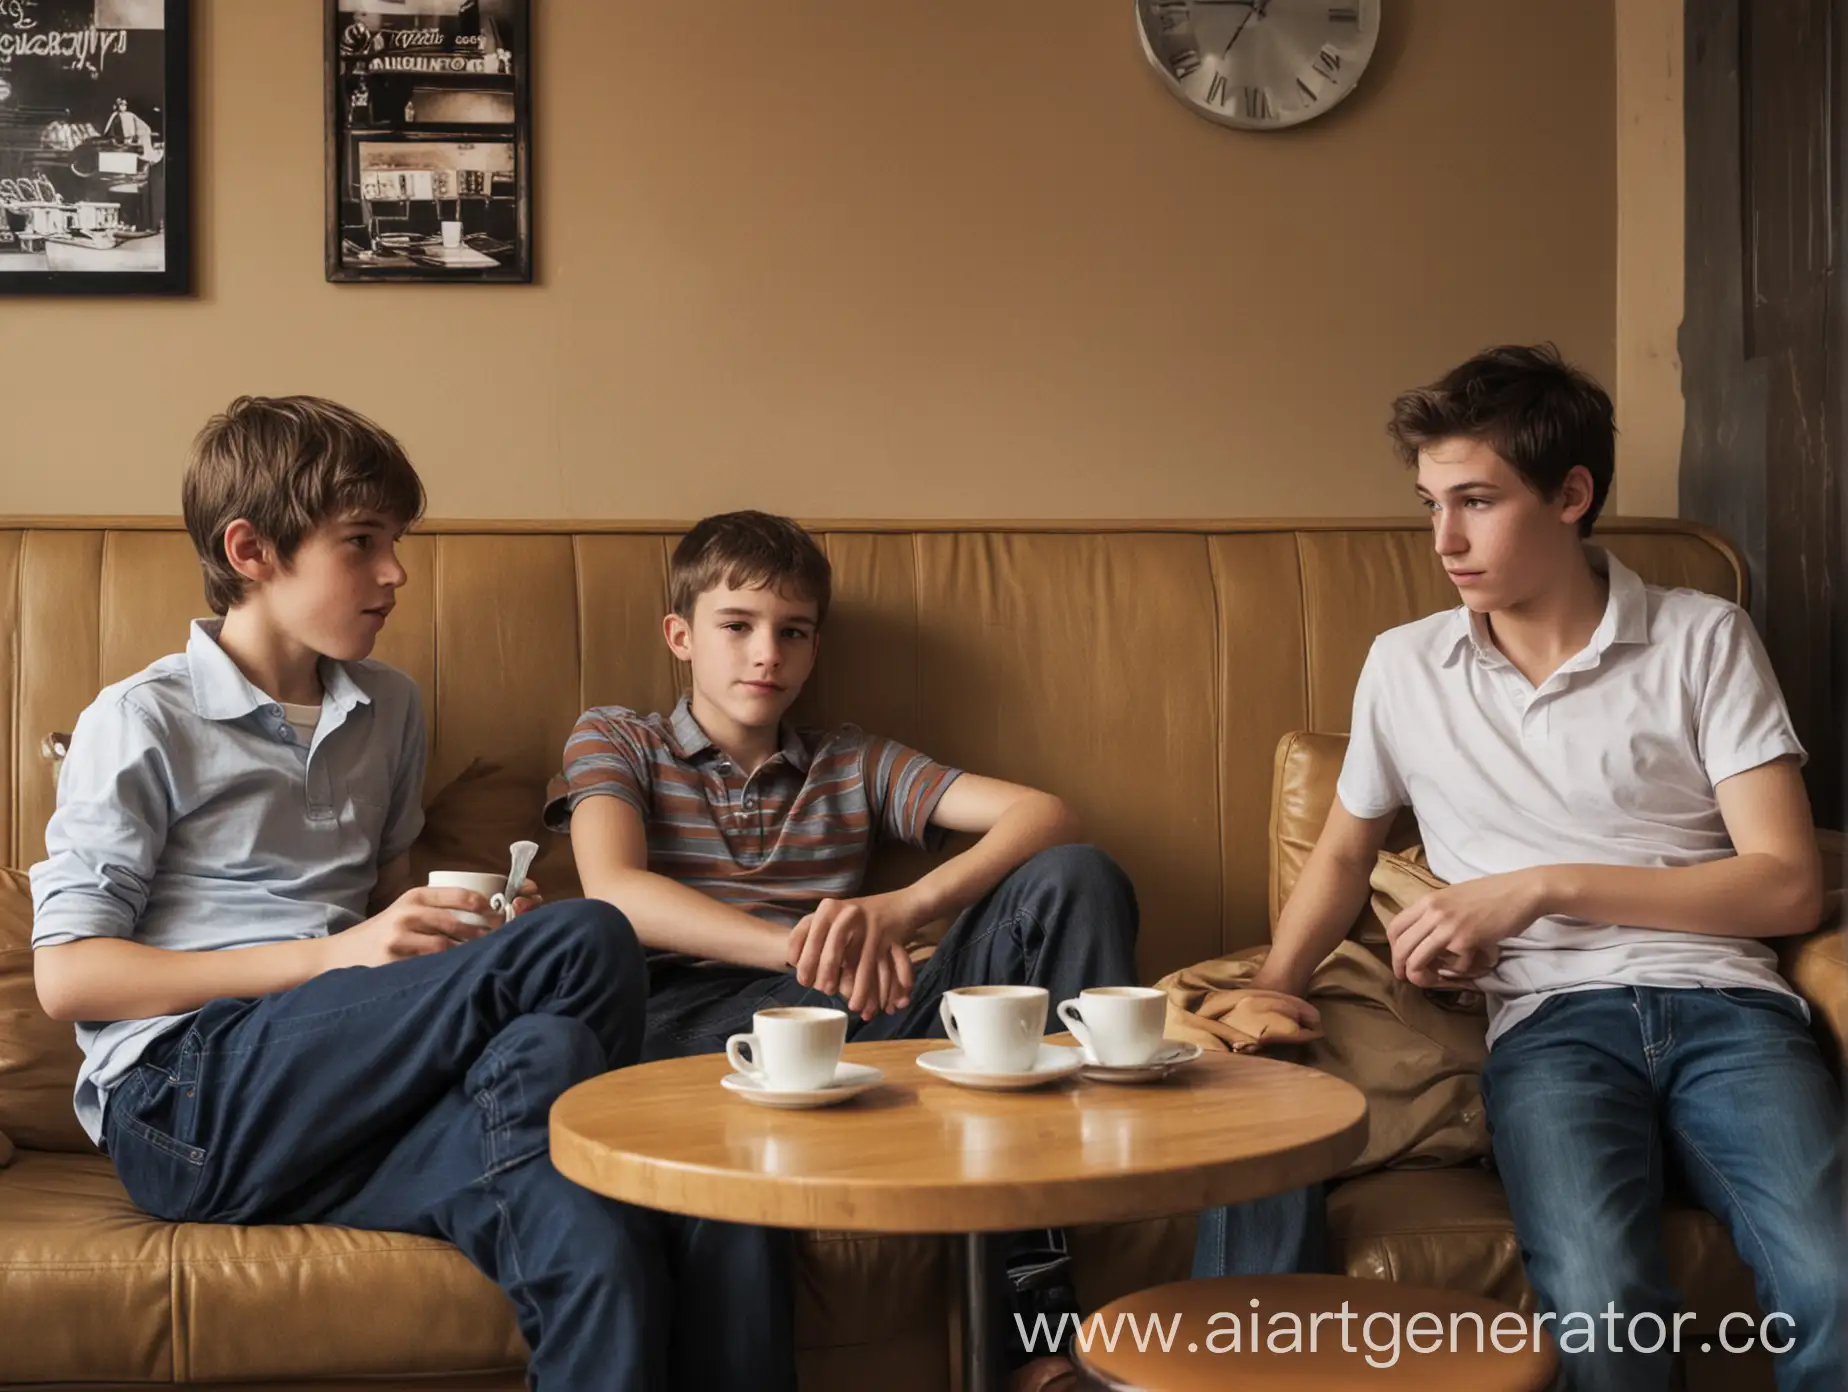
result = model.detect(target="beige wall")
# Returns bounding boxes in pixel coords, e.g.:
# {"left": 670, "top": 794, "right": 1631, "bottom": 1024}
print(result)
{"left": 3, "top": 0, "right": 1617, "bottom": 520}
{"left": 1614, "top": 0, "right": 1685, "bottom": 517}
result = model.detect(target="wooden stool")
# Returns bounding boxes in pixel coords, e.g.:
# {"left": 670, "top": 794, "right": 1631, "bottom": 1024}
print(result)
{"left": 1073, "top": 1274, "right": 1558, "bottom": 1390}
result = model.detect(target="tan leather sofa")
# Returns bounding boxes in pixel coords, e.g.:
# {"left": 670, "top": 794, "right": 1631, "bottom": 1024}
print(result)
{"left": 0, "top": 518, "right": 1838, "bottom": 1391}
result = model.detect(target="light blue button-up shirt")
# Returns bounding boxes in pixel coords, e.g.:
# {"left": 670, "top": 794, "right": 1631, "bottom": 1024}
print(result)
{"left": 29, "top": 619, "right": 426, "bottom": 1145}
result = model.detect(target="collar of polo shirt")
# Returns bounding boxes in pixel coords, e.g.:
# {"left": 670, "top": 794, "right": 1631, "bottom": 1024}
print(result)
{"left": 1440, "top": 545, "right": 1651, "bottom": 674}
{"left": 185, "top": 617, "right": 372, "bottom": 724}
{"left": 665, "top": 692, "right": 812, "bottom": 772}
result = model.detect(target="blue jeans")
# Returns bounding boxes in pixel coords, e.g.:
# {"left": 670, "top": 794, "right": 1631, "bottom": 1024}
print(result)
{"left": 1480, "top": 986, "right": 1843, "bottom": 1392}
{"left": 103, "top": 900, "right": 794, "bottom": 1392}
{"left": 642, "top": 844, "right": 1141, "bottom": 1057}
{"left": 1194, "top": 986, "right": 1845, "bottom": 1392}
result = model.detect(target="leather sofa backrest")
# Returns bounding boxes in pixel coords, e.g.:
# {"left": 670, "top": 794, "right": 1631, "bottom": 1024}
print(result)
{"left": 0, "top": 520, "right": 1742, "bottom": 980}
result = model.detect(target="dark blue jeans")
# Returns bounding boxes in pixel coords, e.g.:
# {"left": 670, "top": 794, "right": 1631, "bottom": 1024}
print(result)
{"left": 1193, "top": 986, "right": 1845, "bottom": 1392}
{"left": 643, "top": 844, "right": 1141, "bottom": 1058}
{"left": 103, "top": 900, "right": 794, "bottom": 1392}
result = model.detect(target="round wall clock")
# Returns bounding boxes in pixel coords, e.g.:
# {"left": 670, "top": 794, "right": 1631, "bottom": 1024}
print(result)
{"left": 1135, "top": 0, "right": 1382, "bottom": 131}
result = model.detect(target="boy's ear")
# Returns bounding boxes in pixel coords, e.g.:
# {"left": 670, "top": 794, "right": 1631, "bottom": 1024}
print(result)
{"left": 662, "top": 611, "right": 693, "bottom": 661}
{"left": 223, "top": 519, "right": 280, "bottom": 585}
{"left": 1556, "top": 464, "right": 1595, "bottom": 528}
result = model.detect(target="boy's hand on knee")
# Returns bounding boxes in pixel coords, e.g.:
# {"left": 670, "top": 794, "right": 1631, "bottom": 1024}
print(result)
{"left": 321, "top": 887, "right": 493, "bottom": 971}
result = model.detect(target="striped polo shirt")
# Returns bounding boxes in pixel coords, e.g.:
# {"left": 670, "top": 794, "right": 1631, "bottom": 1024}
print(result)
{"left": 543, "top": 695, "right": 961, "bottom": 957}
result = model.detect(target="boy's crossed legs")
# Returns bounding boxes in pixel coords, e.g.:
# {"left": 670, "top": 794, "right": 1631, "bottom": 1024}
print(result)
{"left": 104, "top": 899, "right": 793, "bottom": 1392}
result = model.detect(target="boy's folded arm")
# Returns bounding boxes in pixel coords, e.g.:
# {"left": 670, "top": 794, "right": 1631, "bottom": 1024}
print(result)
{"left": 1536, "top": 757, "right": 1823, "bottom": 938}
{"left": 568, "top": 795, "right": 791, "bottom": 971}
{"left": 34, "top": 934, "right": 332, "bottom": 1023}
{"left": 905, "top": 774, "right": 1081, "bottom": 923}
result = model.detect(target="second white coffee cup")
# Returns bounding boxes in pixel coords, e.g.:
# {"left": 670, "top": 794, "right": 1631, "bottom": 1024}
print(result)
{"left": 1057, "top": 986, "right": 1167, "bottom": 1066}
{"left": 726, "top": 1007, "right": 847, "bottom": 1092}
{"left": 939, "top": 985, "right": 1048, "bottom": 1074}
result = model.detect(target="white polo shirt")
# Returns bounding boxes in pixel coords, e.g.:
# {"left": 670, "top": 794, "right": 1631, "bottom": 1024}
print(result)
{"left": 1336, "top": 547, "right": 1809, "bottom": 1047}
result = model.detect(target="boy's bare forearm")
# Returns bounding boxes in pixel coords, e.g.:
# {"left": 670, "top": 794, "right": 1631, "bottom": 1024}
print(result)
{"left": 589, "top": 868, "right": 791, "bottom": 970}
{"left": 35, "top": 935, "right": 331, "bottom": 1023}
{"left": 904, "top": 793, "right": 1078, "bottom": 925}
{"left": 1251, "top": 846, "right": 1377, "bottom": 998}
{"left": 1538, "top": 853, "right": 1823, "bottom": 939}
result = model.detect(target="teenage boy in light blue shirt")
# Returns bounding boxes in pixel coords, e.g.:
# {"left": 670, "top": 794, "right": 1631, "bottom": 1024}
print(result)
{"left": 30, "top": 396, "right": 792, "bottom": 1392}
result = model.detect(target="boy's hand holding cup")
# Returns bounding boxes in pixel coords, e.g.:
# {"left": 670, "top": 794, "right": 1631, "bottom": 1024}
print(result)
{"left": 426, "top": 870, "right": 543, "bottom": 927}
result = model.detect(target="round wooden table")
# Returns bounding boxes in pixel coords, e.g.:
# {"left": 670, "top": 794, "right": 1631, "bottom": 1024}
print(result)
{"left": 551, "top": 1038, "right": 1368, "bottom": 1392}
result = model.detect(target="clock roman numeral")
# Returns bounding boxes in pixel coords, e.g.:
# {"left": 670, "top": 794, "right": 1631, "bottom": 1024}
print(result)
{"left": 1170, "top": 46, "right": 1202, "bottom": 79}
{"left": 1312, "top": 45, "right": 1343, "bottom": 81}
{"left": 1296, "top": 75, "right": 1320, "bottom": 103}
{"left": 1207, "top": 72, "right": 1231, "bottom": 106}
{"left": 1243, "top": 85, "right": 1273, "bottom": 121}
{"left": 1329, "top": 5, "right": 1360, "bottom": 23}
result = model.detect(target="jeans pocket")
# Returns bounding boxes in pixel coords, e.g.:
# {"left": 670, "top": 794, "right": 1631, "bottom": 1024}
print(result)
{"left": 1714, "top": 986, "right": 1810, "bottom": 1025}
{"left": 106, "top": 1062, "right": 209, "bottom": 1221}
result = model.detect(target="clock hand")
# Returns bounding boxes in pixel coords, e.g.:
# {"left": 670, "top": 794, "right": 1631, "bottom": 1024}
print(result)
{"left": 1222, "top": 4, "right": 1259, "bottom": 54}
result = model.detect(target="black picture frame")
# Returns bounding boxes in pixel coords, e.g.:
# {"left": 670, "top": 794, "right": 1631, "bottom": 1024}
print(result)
{"left": 0, "top": 0, "right": 193, "bottom": 296}
{"left": 325, "top": 0, "right": 532, "bottom": 284}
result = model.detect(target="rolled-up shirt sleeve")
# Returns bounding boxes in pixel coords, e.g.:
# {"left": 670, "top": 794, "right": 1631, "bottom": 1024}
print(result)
{"left": 542, "top": 710, "right": 653, "bottom": 832}
{"left": 29, "top": 695, "right": 174, "bottom": 949}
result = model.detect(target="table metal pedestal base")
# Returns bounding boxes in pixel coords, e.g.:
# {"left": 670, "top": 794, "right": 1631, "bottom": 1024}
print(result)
{"left": 962, "top": 1231, "right": 1007, "bottom": 1392}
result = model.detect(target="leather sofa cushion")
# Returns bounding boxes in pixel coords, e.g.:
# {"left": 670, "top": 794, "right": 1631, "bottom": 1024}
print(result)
{"left": 0, "top": 1146, "right": 997, "bottom": 1390}
{"left": 0, "top": 1151, "right": 173, "bottom": 1382}
{"left": 0, "top": 867, "right": 90, "bottom": 1153}
{"left": 170, "top": 1217, "right": 527, "bottom": 1382}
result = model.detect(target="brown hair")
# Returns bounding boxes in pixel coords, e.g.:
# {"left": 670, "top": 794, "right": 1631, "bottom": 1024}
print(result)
{"left": 183, "top": 396, "right": 426, "bottom": 614}
{"left": 670, "top": 511, "right": 832, "bottom": 623}
{"left": 1386, "top": 344, "right": 1616, "bottom": 537}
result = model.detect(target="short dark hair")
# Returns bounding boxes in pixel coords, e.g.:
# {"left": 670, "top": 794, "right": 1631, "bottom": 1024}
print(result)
{"left": 183, "top": 396, "right": 426, "bottom": 615}
{"left": 1386, "top": 344, "right": 1615, "bottom": 537}
{"left": 670, "top": 511, "right": 832, "bottom": 623}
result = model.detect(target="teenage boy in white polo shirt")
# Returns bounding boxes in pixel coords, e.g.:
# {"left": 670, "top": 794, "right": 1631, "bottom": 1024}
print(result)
{"left": 1194, "top": 346, "right": 1842, "bottom": 1392}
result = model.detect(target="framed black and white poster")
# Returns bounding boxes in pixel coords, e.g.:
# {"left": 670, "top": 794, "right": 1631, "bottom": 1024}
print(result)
{"left": 325, "top": 0, "right": 531, "bottom": 284}
{"left": 0, "top": 0, "right": 192, "bottom": 295}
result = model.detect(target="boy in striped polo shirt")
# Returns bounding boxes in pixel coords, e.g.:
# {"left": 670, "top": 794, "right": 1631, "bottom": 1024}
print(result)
{"left": 544, "top": 510, "right": 1138, "bottom": 1054}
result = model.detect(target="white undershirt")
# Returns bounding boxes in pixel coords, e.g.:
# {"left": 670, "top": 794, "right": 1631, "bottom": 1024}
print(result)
{"left": 280, "top": 700, "right": 322, "bottom": 747}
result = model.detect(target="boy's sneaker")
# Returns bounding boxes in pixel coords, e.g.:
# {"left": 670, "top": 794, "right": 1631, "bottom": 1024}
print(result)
{"left": 1002, "top": 1230, "right": 1082, "bottom": 1366}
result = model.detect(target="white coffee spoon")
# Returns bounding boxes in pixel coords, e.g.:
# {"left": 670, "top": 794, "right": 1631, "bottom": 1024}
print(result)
{"left": 492, "top": 840, "right": 539, "bottom": 923}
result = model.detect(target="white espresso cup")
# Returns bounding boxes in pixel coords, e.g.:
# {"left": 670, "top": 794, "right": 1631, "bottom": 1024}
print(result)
{"left": 440, "top": 219, "right": 464, "bottom": 248}
{"left": 938, "top": 985, "right": 1048, "bottom": 1074}
{"left": 726, "top": 1007, "right": 847, "bottom": 1092}
{"left": 1057, "top": 986, "right": 1167, "bottom": 1066}
{"left": 426, "top": 870, "right": 510, "bottom": 929}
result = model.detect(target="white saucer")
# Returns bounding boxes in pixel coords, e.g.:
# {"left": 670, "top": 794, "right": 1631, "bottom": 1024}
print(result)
{"left": 916, "top": 1043, "right": 1086, "bottom": 1091}
{"left": 1079, "top": 1041, "right": 1203, "bottom": 1084}
{"left": 720, "top": 1061, "right": 884, "bottom": 1109}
